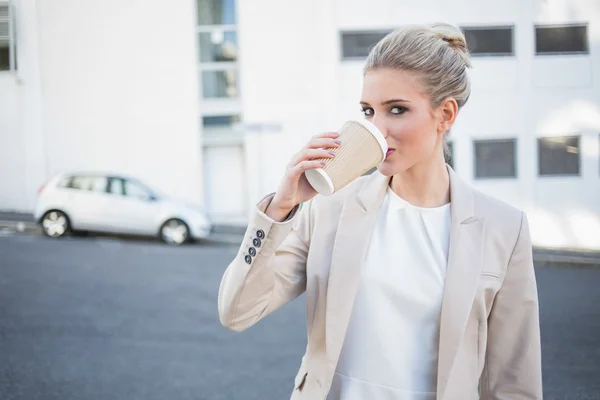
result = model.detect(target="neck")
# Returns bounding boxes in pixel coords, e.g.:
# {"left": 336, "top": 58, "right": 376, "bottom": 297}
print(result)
{"left": 389, "top": 157, "right": 451, "bottom": 208}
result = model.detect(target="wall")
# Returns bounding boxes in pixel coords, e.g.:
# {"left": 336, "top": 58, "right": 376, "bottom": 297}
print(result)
{"left": 0, "top": 73, "right": 26, "bottom": 209}
{"left": 0, "top": 0, "right": 205, "bottom": 212}
{"left": 0, "top": 0, "right": 46, "bottom": 212}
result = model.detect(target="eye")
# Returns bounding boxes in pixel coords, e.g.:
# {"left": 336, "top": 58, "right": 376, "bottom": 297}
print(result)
{"left": 361, "top": 107, "right": 374, "bottom": 117}
{"left": 390, "top": 106, "right": 407, "bottom": 115}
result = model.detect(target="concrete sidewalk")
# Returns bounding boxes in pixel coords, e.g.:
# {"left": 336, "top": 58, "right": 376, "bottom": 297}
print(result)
{"left": 1, "top": 211, "right": 599, "bottom": 265}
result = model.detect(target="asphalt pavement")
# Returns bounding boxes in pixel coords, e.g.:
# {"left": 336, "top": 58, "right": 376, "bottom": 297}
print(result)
{"left": 0, "top": 232, "right": 599, "bottom": 400}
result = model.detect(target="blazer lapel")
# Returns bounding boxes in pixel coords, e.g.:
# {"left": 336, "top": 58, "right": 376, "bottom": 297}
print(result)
{"left": 325, "top": 172, "right": 389, "bottom": 367}
{"left": 436, "top": 167, "right": 484, "bottom": 399}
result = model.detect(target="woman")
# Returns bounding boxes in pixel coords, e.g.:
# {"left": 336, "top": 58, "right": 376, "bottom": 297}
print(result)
{"left": 218, "top": 23, "right": 542, "bottom": 400}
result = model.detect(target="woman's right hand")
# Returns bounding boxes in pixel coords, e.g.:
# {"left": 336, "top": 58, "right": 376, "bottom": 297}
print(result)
{"left": 266, "top": 132, "right": 341, "bottom": 221}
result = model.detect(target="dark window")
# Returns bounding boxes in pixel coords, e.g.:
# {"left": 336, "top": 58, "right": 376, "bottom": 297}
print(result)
{"left": 197, "top": 0, "right": 236, "bottom": 26}
{"left": 108, "top": 178, "right": 125, "bottom": 195}
{"left": 462, "top": 26, "right": 514, "bottom": 56}
{"left": 538, "top": 136, "right": 580, "bottom": 176}
{"left": 1, "top": 4, "right": 12, "bottom": 71}
{"left": 474, "top": 139, "right": 517, "bottom": 179}
{"left": 203, "top": 114, "right": 241, "bottom": 127}
{"left": 0, "top": 46, "right": 9, "bottom": 71}
{"left": 341, "top": 31, "right": 389, "bottom": 59}
{"left": 535, "top": 25, "right": 588, "bottom": 54}
{"left": 445, "top": 141, "right": 455, "bottom": 169}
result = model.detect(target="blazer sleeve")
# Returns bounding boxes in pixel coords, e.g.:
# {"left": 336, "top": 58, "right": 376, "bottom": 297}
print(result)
{"left": 217, "top": 193, "right": 311, "bottom": 332}
{"left": 480, "top": 212, "right": 543, "bottom": 399}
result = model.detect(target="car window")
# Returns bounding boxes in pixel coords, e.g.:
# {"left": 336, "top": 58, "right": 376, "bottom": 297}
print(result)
{"left": 108, "top": 178, "right": 125, "bottom": 195}
{"left": 56, "top": 176, "right": 72, "bottom": 188}
{"left": 70, "top": 176, "right": 107, "bottom": 192}
{"left": 124, "top": 179, "right": 151, "bottom": 200}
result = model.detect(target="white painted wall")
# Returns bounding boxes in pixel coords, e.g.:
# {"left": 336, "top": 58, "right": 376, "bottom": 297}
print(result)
{"left": 0, "top": 73, "right": 26, "bottom": 208}
{"left": 237, "top": 0, "right": 600, "bottom": 249}
{"left": 0, "top": 0, "right": 45, "bottom": 213}
{"left": 0, "top": 0, "right": 204, "bottom": 212}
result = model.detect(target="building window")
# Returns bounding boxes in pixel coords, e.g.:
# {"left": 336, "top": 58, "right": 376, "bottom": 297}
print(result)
{"left": 0, "top": 4, "right": 16, "bottom": 72}
{"left": 461, "top": 26, "right": 514, "bottom": 56}
{"left": 198, "top": 30, "right": 237, "bottom": 63}
{"left": 203, "top": 115, "right": 240, "bottom": 127}
{"left": 538, "top": 136, "right": 580, "bottom": 176}
{"left": 197, "top": 0, "right": 236, "bottom": 26}
{"left": 202, "top": 114, "right": 241, "bottom": 136}
{"left": 474, "top": 139, "right": 517, "bottom": 179}
{"left": 535, "top": 24, "right": 589, "bottom": 55}
{"left": 340, "top": 31, "right": 389, "bottom": 60}
{"left": 201, "top": 69, "right": 237, "bottom": 98}
{"left": 197, "top": 0, "right": 238, "bottom": 100}
{"left": 445, "top": 141, "right": 455, "bottom": 169}
{"left": 197, "top": 0, "right": 241, "bottom": 133}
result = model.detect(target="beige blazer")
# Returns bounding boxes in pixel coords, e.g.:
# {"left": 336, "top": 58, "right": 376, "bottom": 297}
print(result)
{"left": 218, "top": 166, "right": 543, "bottom": 400}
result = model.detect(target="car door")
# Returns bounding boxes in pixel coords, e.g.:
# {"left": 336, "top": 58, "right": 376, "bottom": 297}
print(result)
{"left": 66, "top": 175, "right": 112, "bottom": 230}
{"left": 106, "top": 177, "right": 161, "bottom": 235}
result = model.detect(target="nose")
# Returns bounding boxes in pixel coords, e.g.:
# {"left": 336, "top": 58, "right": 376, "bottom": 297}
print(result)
{"left": 371, "top": 117, "right": 388, "bottom": 138}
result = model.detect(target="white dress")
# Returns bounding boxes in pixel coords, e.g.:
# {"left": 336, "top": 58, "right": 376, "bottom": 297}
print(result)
{"left": 327, "top": 187, "right": 452, "bottom": 400}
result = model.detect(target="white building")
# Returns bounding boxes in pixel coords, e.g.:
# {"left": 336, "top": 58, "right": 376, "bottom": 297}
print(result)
{"left": 1, "top": 0, "right": 599, "bottom": 250}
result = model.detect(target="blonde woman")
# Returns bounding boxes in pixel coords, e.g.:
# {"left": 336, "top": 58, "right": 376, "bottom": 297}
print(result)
{"left": 218, "top": 23, "right": 542, "bottom": 400}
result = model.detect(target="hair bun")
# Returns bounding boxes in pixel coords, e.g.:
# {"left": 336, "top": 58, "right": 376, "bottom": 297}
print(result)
{"left": 428, "top": 23, "right": 472, "bottom": 68}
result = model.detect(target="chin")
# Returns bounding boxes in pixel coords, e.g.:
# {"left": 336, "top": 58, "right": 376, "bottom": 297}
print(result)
{"left": 376, "top": 160, "right": 399, "bottom": 177}
{"left": 376, "top": 157, "right": 413, "bottom": 176}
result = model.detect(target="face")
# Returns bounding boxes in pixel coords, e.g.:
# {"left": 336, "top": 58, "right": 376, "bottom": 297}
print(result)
{"left": 360, "top": 68, "right": 455, "bottom": 176}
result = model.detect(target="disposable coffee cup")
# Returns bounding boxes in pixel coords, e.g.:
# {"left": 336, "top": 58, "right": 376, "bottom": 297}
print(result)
{"left": 305, "top": 119, "right": 388, "bottom": 196}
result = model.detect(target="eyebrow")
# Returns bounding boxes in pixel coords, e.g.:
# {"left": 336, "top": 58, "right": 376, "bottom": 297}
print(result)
{"left": 360, "top": 99, "right": 411, "bottom": 106}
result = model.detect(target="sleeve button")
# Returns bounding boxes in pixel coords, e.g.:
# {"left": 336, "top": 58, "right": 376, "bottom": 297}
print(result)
{"left": 256, "top": 229, "right": 265, "bottom": 239}
{"left": 248, "top": 247, "right": 257, "bottom": 257}
{"left": 244, "top": 255, "right": 252, "bottom": 264}
{"left": 253, "top": 238, "right": 261, "bottom": 248}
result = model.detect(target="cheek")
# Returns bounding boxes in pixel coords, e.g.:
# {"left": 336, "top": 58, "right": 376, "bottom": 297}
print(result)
{"left": 389, "top": 114, "right": 434, "bottom": 149}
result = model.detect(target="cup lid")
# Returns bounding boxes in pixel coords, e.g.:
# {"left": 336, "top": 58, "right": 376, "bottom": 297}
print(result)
{"left": 305, "top": 168, "right": 335, "bottom": 196}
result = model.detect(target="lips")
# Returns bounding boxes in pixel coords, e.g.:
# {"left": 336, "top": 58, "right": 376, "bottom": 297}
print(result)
{"left": 385, "top": 148, "right": 395, "bottom": 158}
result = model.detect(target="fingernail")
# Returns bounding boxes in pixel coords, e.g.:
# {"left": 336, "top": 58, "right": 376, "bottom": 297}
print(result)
{"left": 321, "top": 161, "right": 327, "bottom": 166}
{"left": 328, "top": 151, "right": 336, "bottom": 156}
{"left": 334, "top": 140, "right": 342, "bottom": 145}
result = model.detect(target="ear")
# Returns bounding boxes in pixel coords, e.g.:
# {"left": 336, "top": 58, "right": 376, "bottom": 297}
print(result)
{"left": 437, "top": 97, "right": 459, "bottom": 135}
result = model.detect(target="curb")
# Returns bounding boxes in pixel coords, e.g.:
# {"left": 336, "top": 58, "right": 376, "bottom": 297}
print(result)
{"left": 0, "top": 219, "right": 242, "bottom": 246}
{"left": 0, "top": 220, "right": 40, "bottom": 234}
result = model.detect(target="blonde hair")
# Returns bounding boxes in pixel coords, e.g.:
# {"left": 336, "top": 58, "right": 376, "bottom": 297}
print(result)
{"left": 364, "top": 23, "right": 472, "bottom": 158}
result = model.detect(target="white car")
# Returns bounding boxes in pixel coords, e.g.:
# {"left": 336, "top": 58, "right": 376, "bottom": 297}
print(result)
{"left": 34, "top": 173, "right": 212, "bottom": 245}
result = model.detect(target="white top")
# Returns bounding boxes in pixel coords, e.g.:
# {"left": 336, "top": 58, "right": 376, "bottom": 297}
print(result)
{"left": 327, "top": 187, "right": 452, "bottom": 400}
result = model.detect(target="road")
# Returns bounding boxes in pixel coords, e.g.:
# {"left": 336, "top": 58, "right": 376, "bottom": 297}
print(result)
{"left": 0, "top": 232, "right": 599, "bottom": 400}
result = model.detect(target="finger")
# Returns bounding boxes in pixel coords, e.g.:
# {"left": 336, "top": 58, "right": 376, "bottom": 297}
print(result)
{"left": 311, "top": 131, "right": 339, "bottom": 140}
{"left": 290, "top": 160, "right": 327, "bottom": 178}
{"left": 305, "top": 137, "right": 342, "bottom": 150}
{"left": 290, "top": 148, "right": 335, "bottom": 167}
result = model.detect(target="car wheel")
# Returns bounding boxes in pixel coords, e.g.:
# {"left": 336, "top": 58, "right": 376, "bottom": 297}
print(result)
{"left": 160, "top": 219, "right": 190, "bottom": 245}
{"left": 41, "top": 210, "right": 70, "bottom": 238}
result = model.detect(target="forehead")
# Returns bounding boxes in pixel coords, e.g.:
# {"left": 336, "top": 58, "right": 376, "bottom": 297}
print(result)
{"left": 361, "top": 68, "right": 427, "bottom": 102}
